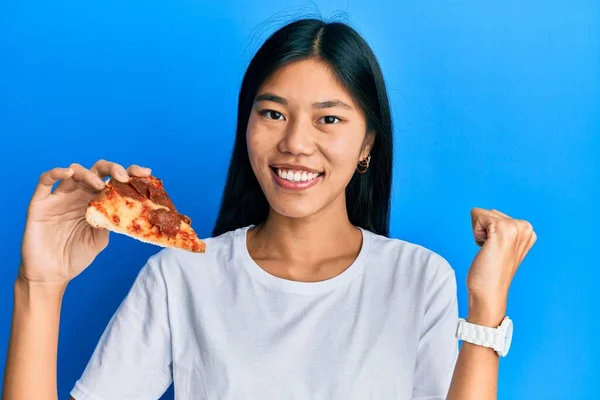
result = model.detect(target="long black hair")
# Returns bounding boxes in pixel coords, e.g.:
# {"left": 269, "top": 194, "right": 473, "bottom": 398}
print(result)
{"left": 212, "top": 19, "right": 393, "bottom": 237}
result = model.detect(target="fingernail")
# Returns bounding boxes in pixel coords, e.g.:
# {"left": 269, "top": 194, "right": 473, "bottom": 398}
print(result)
{"left": 117, "top": 168, "right": 129, "bottom": 179}
{"left": 93, "top": 177, "right": 105, "bottom": 187}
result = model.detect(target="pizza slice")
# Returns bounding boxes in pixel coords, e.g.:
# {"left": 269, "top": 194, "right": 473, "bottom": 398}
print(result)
{"left": 85, "top": 175, "right": 206, "bottom": 253}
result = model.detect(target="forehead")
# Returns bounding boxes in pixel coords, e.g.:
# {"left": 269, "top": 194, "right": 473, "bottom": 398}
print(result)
{"left": 259, "top": 59, "right": 356, "bottom": 107}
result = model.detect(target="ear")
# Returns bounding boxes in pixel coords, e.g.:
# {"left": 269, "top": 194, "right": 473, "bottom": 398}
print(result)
{"left": 360, "top": 131, "right": 375, "bottom": 160}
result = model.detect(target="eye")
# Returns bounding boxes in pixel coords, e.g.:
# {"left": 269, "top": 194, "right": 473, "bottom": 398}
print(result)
{"left": 317, "top": 116, "right": 342, "bottom": 124}
{"left": 259, "top": 110, "right": 285, "bottom": 121}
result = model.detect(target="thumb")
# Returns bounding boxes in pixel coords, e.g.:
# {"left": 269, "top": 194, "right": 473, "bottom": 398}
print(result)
{"left": 92, "top": 228, "right": 110, "bottom": 252}
{"left": 471, "top": 208, "right": 498, "bottom": 247}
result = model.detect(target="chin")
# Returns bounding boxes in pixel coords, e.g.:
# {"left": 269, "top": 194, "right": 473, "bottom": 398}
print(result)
{"left": 268, "top": 200, "right": 322, "bottom": 220}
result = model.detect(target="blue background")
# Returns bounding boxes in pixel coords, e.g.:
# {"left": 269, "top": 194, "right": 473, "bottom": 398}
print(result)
{"left": 1, "top": 1, "right": 598, "bottom": 399}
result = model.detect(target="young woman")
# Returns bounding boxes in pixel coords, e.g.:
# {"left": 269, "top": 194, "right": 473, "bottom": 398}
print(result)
{"left": 3, "top": 19, "right": 536, "bottom": 399}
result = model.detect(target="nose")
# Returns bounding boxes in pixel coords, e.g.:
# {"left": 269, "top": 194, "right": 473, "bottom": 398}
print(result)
{"left": 278, "top": 118, "right": 315, "bottom": 156}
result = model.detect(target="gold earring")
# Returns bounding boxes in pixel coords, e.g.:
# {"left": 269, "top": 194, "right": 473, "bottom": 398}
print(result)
{"left": 357, "top": 153, "right": 371, "bottom": 174}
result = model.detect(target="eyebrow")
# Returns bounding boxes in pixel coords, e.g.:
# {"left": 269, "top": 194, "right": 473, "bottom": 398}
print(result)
{"left": 313, "top": 100, "right": 353, "bottom": 110}
{"left": 254, "top": 92, "right": 353, "bottom": 110}
{"left": 255, "top": 93, "right": 287, "bottom": 105}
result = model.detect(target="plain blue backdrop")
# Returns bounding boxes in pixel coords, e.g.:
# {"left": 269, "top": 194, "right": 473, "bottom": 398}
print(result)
{"left": 1, "top": 0, "right": 598, "bottom": 399}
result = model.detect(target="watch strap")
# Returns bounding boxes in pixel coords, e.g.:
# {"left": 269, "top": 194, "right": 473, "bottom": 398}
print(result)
{"left": 455, "top": 318, "right": 504, "bottom": 352}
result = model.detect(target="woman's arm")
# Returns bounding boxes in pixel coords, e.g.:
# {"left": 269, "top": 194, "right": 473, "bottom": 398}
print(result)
{"left": 2, "top": 276, "right": 67, "bottom": 400}
{"left": 446, "top": 207, "right": 536, "bottom": 400}
{"left": 4, "top": 161, "right": 149, "bottom": 399}
{"left": 446, "top": 298, "right": 506, "bottom": 400}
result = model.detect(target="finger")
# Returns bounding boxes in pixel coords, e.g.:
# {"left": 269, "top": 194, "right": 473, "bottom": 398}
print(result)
{"left": 126, "top": 164, "right": 152, "bottom": 177}
{"left": 528, "top": 230, "right": 538, "bottom": 251}
{"left": 53, "top": 175, "right": 79, "bottom": 194}
{"left": 32, "top": 167, "right": 74, "bottom": 201}
{"left": 471, "top": 208, "right": 497, "bottom": 246}
{"left": 53, "top": 162, "right": 88, "bottom": 194}
{"left": 68, "top": 163, "right": 107, "bottom": 192}
{"left": 90, "top": 159, "right": 130, "bottom": 183}
{"left": 520, "top": 221, "right": 537, "bottom": 254}
{"left": 490, "top": 209, "right": 512, "bottom": 219}
{"left": 515, "top": 228, "right": 537, "bottom": 267}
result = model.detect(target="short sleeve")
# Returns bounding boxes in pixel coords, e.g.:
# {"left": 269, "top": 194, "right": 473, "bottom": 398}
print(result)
{"left": 70, "top": 259, "right": 173, "bottom": 400}
{"left": 412, "top": 263, "right": 460, "bottom": 399}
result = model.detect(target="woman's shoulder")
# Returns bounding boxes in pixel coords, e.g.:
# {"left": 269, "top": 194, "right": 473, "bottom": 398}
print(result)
{"left": 365, "top": 229, "right": 455, "bottom": 280}
{"left": 116, "top": 227, "right": 251, "bottom": 307}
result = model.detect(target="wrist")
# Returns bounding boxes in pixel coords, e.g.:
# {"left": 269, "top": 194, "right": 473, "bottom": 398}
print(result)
{"left": 467, "top": 292, "right": 507, "bottom": 327}
{"left": 15, "top": 274, "right": 68, "bottom": 299}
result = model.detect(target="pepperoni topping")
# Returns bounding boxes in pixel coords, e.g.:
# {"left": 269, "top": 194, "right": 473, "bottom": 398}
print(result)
{"left": 148, "top": 208, "right": 181, "bottom": 237}
{"left": 129, "top": 178, "right": 151, "bottom": 197}
{"left": 150, "top": 190, "right": 176, "bottom": 212}
{"left": 179, "top": 214, "right": 192, "bottom": 225}
{"left": 109, "top": 176, "right": 189, "bottom": 238}
{"left": 110, "top": 180, "right": 145, "bottom": 201}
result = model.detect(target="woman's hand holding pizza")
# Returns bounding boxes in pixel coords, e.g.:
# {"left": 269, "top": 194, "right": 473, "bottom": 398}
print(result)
{"left": 18, "top": 160, "right": 151, "bottom": 286}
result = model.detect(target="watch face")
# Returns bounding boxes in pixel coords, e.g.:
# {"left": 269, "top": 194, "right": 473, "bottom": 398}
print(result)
{"left": 502, "top": 318, "right": 514, "bottom": 357}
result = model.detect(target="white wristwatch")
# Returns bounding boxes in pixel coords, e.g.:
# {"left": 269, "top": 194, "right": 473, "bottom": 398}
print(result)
{"left": 455, "top": 316, "right": 513, "bottom": 357}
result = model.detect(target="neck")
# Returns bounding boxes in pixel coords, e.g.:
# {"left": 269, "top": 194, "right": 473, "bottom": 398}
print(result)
{"left": 251, "top": 194, "right": 361, "bottom": 263}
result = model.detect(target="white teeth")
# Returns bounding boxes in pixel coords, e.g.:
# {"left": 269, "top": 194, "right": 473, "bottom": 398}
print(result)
{"left": 275, "top": 168, "right": 321, "bottom": 183}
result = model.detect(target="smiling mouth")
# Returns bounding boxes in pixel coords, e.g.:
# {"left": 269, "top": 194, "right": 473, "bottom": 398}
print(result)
{"left": 270, "top": 167, "right": 324, "bottom": 183}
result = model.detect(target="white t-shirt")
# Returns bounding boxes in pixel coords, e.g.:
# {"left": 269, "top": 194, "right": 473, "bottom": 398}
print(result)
{"left": 71, "top": 225, "right": 459, "bottom": 400}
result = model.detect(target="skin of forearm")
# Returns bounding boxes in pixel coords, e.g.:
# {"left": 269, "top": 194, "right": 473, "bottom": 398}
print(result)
{"left": 446, "top": 296, "right": 506, "bottom": 400}
{"left": 446, "top": 341, "right": 500, "bottom": 399}
{"left": 2, "top": 277, "right": 67, "bottom": 400}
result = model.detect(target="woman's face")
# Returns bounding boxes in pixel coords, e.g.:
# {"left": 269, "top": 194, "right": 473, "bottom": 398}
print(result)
{"left": 247, "top": 58, "right": 373, "bottom": 220}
